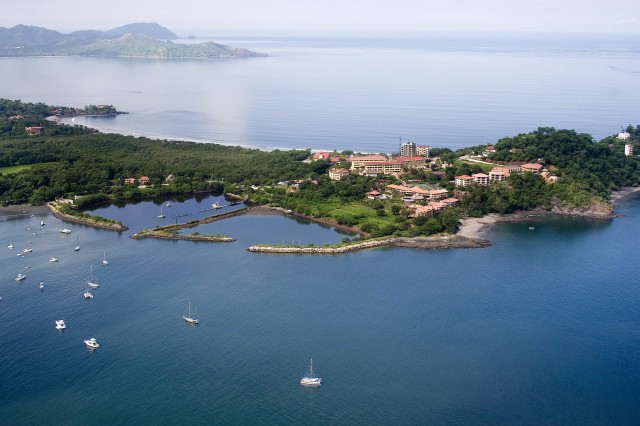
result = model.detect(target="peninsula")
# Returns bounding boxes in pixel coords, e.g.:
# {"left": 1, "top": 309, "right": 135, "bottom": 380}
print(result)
{"left": 0, "top": 23, "right": 266, "bottom": 59}
{"left": 1, "top": 99, "right": 639, "bottom": 253}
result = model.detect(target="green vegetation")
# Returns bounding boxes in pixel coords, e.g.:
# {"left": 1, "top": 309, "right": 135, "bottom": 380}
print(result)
{"left": 1, "top": 99, "right": 639, "bottom": 239}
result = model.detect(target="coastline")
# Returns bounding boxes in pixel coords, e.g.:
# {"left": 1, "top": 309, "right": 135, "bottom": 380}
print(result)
{"left": 46, "top": 202, "right": 128, "bottom": 232}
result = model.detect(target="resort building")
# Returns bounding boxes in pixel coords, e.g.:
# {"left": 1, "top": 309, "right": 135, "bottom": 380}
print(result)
{"left": 25, "top": 126, "right": 43, "bottom": 136}
{"left": 454, "top": 175, "right": 474, "bottom": 187}
{"left": 348, "top": 154, "right": 389, "bottom": 170}
{"left": 617, "top": 131, "right": 631, "bottom": 140}
{"left": 489, "top": 167, "right": 510, "bottom": 182}
{"left": 385, "top": 184, "right": 448, "bottom": 199}
{"left": 328, "top": 168, "right": 350, "bottom": 181}
{"left": 520, "top": 163, "right": 544, "bottom": 174}
{"left": 400, "top": 141, "right": 417, "bottom": 157}
{"left": 138, "top": 176, "right": 151, "bottom": 184}
{"left": 313, "top": 152, "right": 332, "bottom": 161}
{"left": 472, "top": 173, "right": 490, "bottom": 186}
{"left": 416, "top": 145, "right": 430, "bottom": 157}
{"left": 124, "top": 177, "right": 136, "bottom": 185}
{"left": 625, "top": 144, "right": 634, "bottom": 156}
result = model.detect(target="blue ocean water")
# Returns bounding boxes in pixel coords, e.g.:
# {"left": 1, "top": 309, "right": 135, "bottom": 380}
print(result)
{"left": 0, "top": 34, "right": 639, "bottom": 152}
{"left": 1, "top": 194, "right": 639, "bottom": 424}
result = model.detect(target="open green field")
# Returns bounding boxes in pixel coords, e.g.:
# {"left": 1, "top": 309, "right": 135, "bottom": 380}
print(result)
{"left": 0, "top": 164, "right": 33, "bottom": 175}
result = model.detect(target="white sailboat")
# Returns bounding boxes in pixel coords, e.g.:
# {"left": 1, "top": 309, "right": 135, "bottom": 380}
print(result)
{"left": 183, "top": 302, "right": 199, "bottom": 324}
{"left": 157, "top": 205, "right": 165, "bottom": 218}
{"left": 74, "top": 235, "right": 80, "bottom": 251}
{"left": 102, "top": 251, "right": 109, "bottom": 266}
{"left": 211, "top": 197, "right": 224, "bottom": 209}
{"left": 300, "top": 358, "right": 322, "bottom": 387}
{"left": 87, "top": 265, "right": 99, "bottom": 288}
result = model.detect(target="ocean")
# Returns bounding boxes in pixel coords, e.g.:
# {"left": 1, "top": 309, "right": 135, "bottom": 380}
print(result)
{"left": 0, "top": 33, "right": 639, "bottom": 152}
{"left": 1, "top": 34, "right": 640, "bottom": 424}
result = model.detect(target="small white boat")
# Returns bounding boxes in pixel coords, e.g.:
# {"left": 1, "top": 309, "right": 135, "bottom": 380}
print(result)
{"left": 300, "top": 358, "right": 322, "bottom": 387}
{"left": 40, "top": 220, "right": 45, "bottom": 226}
{"left": 83, "top": 291, "right": 93, "bottom": 299}
{"left": 529, "top": 226, "right": 535, "bottom": 230}
{"left": 102, "top": 251, "right": 109, "bottom": 266}
{"left": 157, "top": 205, "right": 165, "bottom": 218}
{"left": 166, "top": 202, "right": 172, "bottom": 207}
{"left": 23, "top": 248, "right": 33, "bottom": 254}
{"left": 183, "top": 302, "right": 199, "bottom": 324}
{"left": 87, "top": 265, "right": 99, "bottom": 288}
{"left": 16, "top": 273, "right": 26, "bottom": 282}
{"left": 74, "top": 235, "right": 80, "bottom": 251}
{"left": 55, "top": 319, "right": 66, "bottom": 330}
{"left": 7, "top": 242, "right": 14, "bottom": 249}
{"left": 49, "top": 257, "right": 59, "bottom": 262}
{"left": 60, "top": 228, "right": 71, "bottom": 234}
{"left": 39, "top": 282, "right": 45, "bottom": 290}
{"left": 84, "top": 337, "right": 99, "bottom": 349}
{"left": 211, "top": 198, "right": 224, "bottom": 209}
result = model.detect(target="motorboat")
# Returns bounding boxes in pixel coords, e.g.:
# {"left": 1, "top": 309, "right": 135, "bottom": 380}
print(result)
{"left": 84, "top": 338, "right": 99, "bottom": 349}
{"left": 7, "top": 242, "right": 14, "bottom": 249}
{"left": 83, "top": 291, "right": 93, "bottom": 299}
{"left": 15, "top": 273, "right": 26, "bottom": 282}
{"left": 55, "top": 320, "right": 66, "bottom": 330}
{"left": 39, "top": 282, "right": 45, "bottom": 290}
{"left": 23, "top": 248, "right": 33, "bottom": 254}
{"left": 49, "top": 257, "right": 59, "bottom": 262}
{"left": 300, "top": 358, "right": 322, "bottom": 387}
{"left": 60, "top": 228, "right": 71, "bottom": 234}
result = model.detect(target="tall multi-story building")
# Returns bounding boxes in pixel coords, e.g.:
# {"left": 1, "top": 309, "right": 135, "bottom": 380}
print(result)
{"left": 416, "top": 145, "right": 430, "bottom": 157}
{"left": 400, "top": 141, "right": 416, "bottom": 157}
{"left": 625, "top": 143, "right": 634, "bottom": 156}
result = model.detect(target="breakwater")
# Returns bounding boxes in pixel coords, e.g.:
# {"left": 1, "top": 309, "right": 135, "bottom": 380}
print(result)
{"left": 47, "top": 202, "right": 128, "bottom": 232}
{"left": 130, "top": 230, "right": 234, "bottom": 242}
{"left": 247, "top": 234, "right": 490, "bottom": 254}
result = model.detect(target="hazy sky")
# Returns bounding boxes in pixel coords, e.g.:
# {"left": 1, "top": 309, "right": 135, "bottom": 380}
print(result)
{"left": 2, "top": 0, "right": 639, "bottom": 35}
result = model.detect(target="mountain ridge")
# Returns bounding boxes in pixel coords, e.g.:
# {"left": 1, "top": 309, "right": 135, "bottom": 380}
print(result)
{"left": 0, "top": 23, "right": 266, "bottom": 58}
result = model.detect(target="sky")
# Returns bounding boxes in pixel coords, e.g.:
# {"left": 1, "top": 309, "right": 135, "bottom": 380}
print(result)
{"left": 1, "top": 0, "right": 639, "bottom": 36}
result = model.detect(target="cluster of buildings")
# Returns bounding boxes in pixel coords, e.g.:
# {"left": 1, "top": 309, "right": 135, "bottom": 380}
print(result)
{"left": 455, "top": 163, "right": 558, "bottom": 187}
{"left": 617, "top": 131, "right": 634, "bottom": 156}
{"left": 122, "top": 175, "right": 175, "bottom": 188}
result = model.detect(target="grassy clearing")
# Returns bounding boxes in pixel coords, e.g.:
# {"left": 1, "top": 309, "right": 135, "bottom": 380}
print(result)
{"left": 0, "top": 164, "right": 33, "bottom": 175}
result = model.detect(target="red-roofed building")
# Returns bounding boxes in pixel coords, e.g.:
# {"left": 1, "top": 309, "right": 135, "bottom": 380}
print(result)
{"left": 138, "top": 176, "right": 151, "bottom": 184}
{"left": 26, "top": 126, "right": 43, "bottom": 136}
{"left": 455, "top": 175, "right": 474, "bottom": 187}
{"left": 472, "top": 173, "right": 490, "bottom": 186}
{"left": 520, "top": 163, "right": 543, "bottom": 174}
{"left": 313, "top": 152, "right": 332, "bottom": 161}
{"left": 124, "top": 177, "right": 136, "bottom": 185}
{"left": 328, "top": 168, "right": 350, "bottom": 181}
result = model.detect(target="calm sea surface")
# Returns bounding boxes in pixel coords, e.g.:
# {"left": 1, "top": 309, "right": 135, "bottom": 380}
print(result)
{"left": 1, "top": 35, "right": 640, "bottom": 424}
{"left": 1, "top": 194, "right": 640, "bottom": 424}
{"left": 0, "top": 34, "right": 639, "bottom": 152}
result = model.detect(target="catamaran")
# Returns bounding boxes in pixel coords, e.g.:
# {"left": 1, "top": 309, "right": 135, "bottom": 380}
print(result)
{"left": 183, "top": 302, "right": 199, "bottom": 324}
{"left": 300, "top": 358, "right": 322, "bottom": 387}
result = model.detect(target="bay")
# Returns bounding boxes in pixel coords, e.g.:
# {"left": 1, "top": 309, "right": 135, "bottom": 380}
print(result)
{"left": 0, "top": 193, "right": 639, "bottom": 424}
{"left": 0, "top": 33, "right": 639, "bottom": 152}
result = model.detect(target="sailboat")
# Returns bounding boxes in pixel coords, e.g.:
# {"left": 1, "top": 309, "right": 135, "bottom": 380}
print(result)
{"left": 87, "top": 265, "right": 100, "bottom": 289}
{"left": 74, "top": 235, "right": 80, "bottom": 251}
{"left": 211, "top": 197, "right": 224, "bottom": 209}
{"left": 102, "top": 251, "right": 109, "bottom": 266}
{"left": 183, "top": 302, "right": 199, "bottom": 324}
{"left": 157, "top": 205, "right": 165, "bottom": 218}
{"left": 300, "top": 358, "right": 322, "bottom": 387}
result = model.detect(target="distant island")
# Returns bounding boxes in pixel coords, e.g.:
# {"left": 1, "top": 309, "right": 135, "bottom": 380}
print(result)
{"left": 0, "top": 22, "right": 266, "bottom": 59}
